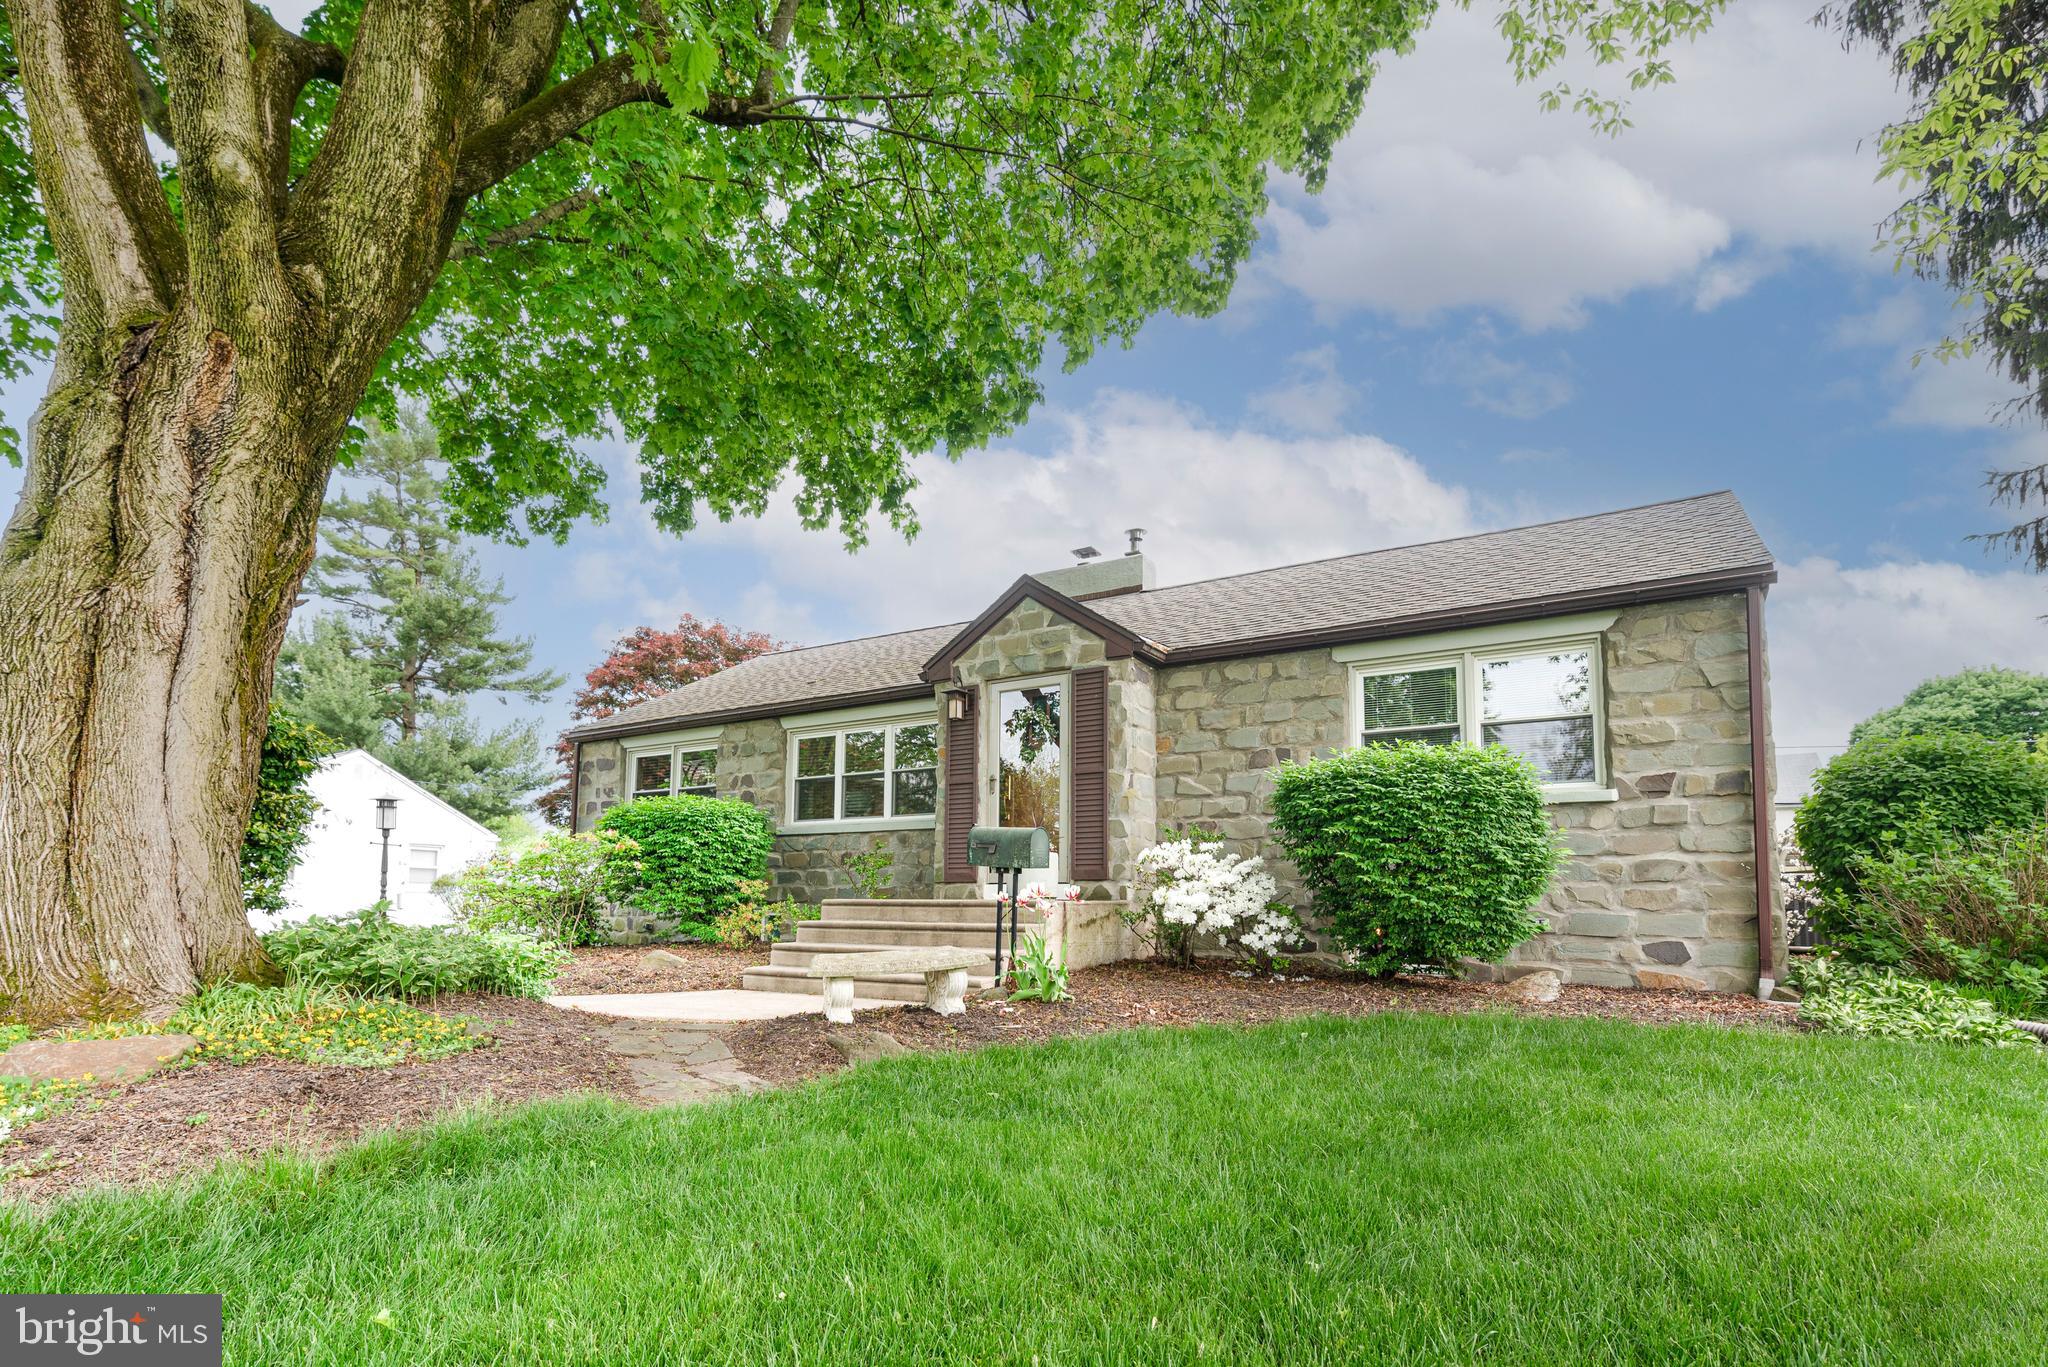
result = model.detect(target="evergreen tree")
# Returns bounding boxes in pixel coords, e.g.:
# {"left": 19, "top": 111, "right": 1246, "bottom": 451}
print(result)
{"left": 280, "top": 411, "right": 563, "bottom": 823}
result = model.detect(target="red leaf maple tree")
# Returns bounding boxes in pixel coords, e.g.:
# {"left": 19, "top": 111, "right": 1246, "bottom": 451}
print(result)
{"left": 540, "top": 615, "right": 782, "bottom": 824}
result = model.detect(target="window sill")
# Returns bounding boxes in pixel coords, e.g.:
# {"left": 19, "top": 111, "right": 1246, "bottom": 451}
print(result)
{"left": 1542, "top": 785, "right": 1618, "bottom": 805}
{"left": 777, "top": 815, "right": 937, "bottom": 837}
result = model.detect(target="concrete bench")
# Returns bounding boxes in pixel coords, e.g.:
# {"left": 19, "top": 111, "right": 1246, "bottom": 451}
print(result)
{"left": 805, "top": 948, "right": 985, "bottom": 1024}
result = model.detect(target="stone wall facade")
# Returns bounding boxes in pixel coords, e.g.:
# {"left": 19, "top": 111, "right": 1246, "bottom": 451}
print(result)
{"left": 932, "top": 598, "right": 1154, "bottom": 965}
{"left": 573, "top": 737, "right": 625, "bottom": 832}
{"left": 1153, "top": 592, "right": 1782, "bottom": 993}
{"left": 576, "top": 589, "right": 1779, "bottom": 989}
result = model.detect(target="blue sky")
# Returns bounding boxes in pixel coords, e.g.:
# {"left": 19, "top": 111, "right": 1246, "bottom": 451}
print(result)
{"left": 8, "top": 0, "right": 2048, "bottom": 750}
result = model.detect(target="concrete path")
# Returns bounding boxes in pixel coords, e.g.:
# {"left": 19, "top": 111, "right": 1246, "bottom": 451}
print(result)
{"left": 545, "top": 988, "right": 893, "bottom": 1023}
{"left": 546, "top": 989, "right": 889, "bottom": 1106}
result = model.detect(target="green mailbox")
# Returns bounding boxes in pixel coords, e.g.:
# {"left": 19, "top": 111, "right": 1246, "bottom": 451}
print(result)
{"left": 967, "top": 825, "right": 1049, "bottom": 871}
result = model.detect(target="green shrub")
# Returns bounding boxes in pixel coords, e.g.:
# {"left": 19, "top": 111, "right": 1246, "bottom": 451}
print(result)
{"left": 241, "top": 708, "right": 338, "bottom": 914}
{"left": 263, "top": 909, "right": 569, "bottom": 999}
{"left": 442, "top": 829, "right": 642, "bottom": 945}
{"left": 845, "top": 846, "right": 894, "bottom": 898}
{"left": 1793, "top": 734, "right": 2048, "bottom": 914}
{"left": 597, "top": 796, "right": 773, "bottom": 923}
{"left": 1269, "top": 742, "right": 1560, "bottom": 975}
{"left": 1835, "top": 823, "right": 2048, "bottom": 1014}
{"left": 1787, "top": 956, "right": 2036, "bottom": 1047}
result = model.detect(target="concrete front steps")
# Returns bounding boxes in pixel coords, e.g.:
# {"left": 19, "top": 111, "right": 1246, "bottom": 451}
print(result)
{"left": 741, "top": 899, "right": 1043, "bottom": 1004}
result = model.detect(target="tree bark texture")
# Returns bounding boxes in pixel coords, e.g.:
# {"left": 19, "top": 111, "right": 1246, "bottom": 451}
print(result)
{"left": 0, "top": 313, "right": 330, "bottom": 1018}
{"left": 0, "top": 0, "right": 582, "bottom": 1018}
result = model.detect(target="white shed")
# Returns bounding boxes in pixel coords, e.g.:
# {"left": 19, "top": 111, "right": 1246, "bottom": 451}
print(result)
{"left": 265, "top": 749, "right": 500, "bottom": 930}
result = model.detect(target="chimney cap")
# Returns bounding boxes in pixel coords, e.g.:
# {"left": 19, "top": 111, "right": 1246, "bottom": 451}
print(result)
{"left": 1071, "top": 545, "right": 1101, "bottom": 561}
{"left": 1124, "top": 527, "right": 1147, "bottom": 556}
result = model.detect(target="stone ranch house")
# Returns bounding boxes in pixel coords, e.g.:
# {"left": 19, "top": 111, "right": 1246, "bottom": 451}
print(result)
{"left": 568, "top": 491, "right": 1786, "bottom": 996}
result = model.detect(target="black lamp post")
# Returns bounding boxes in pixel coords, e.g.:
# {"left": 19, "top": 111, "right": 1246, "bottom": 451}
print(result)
{"left": 375, "top": 796, "right": 399, "bottom": 904}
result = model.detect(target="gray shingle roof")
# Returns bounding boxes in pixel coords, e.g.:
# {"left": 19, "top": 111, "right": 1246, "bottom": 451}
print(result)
{"left": 1087, "top": 489, "right": 1772, "bottom": 655}
{"left": 568, "top": 623, "right": 962, "bottom": 739}
{"left": 572, "top": 491, "right": 1771, "bottom": 740}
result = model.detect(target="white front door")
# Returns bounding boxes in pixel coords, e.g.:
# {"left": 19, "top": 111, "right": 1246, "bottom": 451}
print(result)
{"left": 986, "top": 675, "right": 1065, "bottom": 890}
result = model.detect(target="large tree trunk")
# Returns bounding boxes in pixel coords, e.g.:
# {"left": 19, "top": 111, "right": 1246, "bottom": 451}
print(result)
{"left": 0, "top": 308, "right": 332, "bottom": 1021}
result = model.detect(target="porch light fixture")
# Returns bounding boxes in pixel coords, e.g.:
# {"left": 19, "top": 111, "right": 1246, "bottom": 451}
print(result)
{"left": 946, "top": 690, "right": 969, "bottom": 721}
{"left": 374, "top": 796, "right": 399, "bottom": 903}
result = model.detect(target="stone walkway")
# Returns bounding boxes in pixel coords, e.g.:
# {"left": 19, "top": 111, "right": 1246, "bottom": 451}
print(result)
{"left": 586, "top": 1018, "right": 774, "bottom": 1105}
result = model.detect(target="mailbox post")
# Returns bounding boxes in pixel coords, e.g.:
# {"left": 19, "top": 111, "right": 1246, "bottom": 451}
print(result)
{"left": 967, "top": 826, "right": 1050, "bottom": 986}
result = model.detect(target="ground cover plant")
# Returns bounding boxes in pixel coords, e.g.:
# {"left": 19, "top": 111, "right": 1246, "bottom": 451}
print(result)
{"left": 1788, "top": 956, "right": 2036, "bottom": 1047}
{"left": 167, "top": 983, "right": 484, "bottom": 1067}
{"left": 6, "top": 1014, "right": 2047, "bottom": 1364}
{"left": 263, "top": 911, "right": 569, "bottom": 1000}
{"left": 1271, "top": 742, "right": 1560, "bottom": 973}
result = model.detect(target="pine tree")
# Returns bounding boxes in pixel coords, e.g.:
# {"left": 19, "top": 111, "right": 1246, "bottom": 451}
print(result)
{"left": 280, "top": 410, "right": 563, "bottom": 823}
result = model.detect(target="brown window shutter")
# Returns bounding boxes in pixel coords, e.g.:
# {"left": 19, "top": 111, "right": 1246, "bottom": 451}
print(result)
{"left": 944, "top": 693, "right": 979, "bottom": 884}
{"left": 1069, "top": 667, "right": 1110, "bottom": 881}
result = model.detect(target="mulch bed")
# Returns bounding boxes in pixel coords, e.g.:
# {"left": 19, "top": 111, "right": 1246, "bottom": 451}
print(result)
{"left": 549, "top": 943, "right": 756, "bottom": 995}
{"left": 722, "top": 959, "right": 1798, "bottom": 1086}
{"left": 4, "top": 957, "right": 1794, "bottom": 1204}
{"left": 3, "top": 996, "right": 633, "bottom": 1205}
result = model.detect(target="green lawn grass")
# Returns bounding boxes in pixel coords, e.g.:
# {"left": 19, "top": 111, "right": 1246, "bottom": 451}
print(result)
{"left": 5, "top": 1012, "right": 2048, "bottom": 1365}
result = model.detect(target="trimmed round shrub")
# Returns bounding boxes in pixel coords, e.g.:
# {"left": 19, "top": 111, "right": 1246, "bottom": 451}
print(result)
{"left": 597, "top": 795, "right": 774, "bottom": 924}
{"left": 1793, "top": 733, "right": 2048, "bottom": 907}
{"left": 1269, "top": 742, "right": 1560, "bottom": 975}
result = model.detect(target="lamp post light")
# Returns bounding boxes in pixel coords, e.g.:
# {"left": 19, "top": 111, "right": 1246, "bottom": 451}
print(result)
{"left": 375, "top": 797, "right": 399, "bottom": 905}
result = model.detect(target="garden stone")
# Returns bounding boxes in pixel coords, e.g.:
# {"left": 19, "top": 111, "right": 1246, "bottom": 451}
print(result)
{"left": 645, "top": 949, "right": 689, "bottom": 969}
{"left": 0, "top": 1034, "right": 197, "bottom": 1084}
{"left": 1502, "top": 971, "right": 1562, "bottom": 1004}
{"left": 829, "top": 1029, "right": 912, "bottom": 1064}
{"left": 1636, "top": 969, "right": 1708, "bottom": 992}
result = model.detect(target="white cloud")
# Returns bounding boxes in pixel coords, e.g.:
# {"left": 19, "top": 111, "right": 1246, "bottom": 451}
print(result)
{"left": 1246, "top": 346, "right": 1362, "bottom": 435}
{"left": 1769, "top": 556, "right": 2048, "bottom": 745}
{"left": 1886, "top": 350, "right": 2032, "bottom": 431}
{"left": 1260, "top": 0, "right": 1904, "bottom": 329}
{"left": 1426, "top": 335, "right": 1576, "bottom": 419}
{"left": 1266, "top": 147, "right": 1728, "bottom": 330}
{"left": 1830, "top": 292, "right": 1928, "bottom": 350}
{"left": 661, "top": 390, "right": 1479, "bottom": 634}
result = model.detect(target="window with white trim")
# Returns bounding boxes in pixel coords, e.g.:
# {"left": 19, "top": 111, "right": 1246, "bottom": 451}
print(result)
{"left": 789, "top": 721, "right": 940, "bottom": 824}
{"left": 1352, "top": 639, "right": 1605, "bottom": 792}
{"left": 630, "top": 745, "right": 718, "bottom": 800}
{"left": 405, "top": 845, "right": 440, "bottom": 888}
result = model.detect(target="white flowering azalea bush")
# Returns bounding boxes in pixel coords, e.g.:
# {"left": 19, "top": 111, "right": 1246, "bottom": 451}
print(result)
{"left": 1129, "top": 831, "right": 1301, "bottom": 965}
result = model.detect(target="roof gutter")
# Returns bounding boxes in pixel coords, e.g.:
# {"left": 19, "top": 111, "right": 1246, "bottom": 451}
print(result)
{"left": 1747, "top": 583, "right": 1779, "bottom": 1000}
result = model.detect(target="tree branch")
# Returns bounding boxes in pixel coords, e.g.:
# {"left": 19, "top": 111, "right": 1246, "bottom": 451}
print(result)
{"left": 8, "top": 0, "right": 183, "bottom": 329}
{"left": 751, "top": 0, "right": 801, "bottom": 105}
{"left": 124, "top": 44, "right": 172, "bottom": 145}
{"left": 454, "top": 50, "right": 658, "bottom": 199}
{"left": 243, "top": 4, "right": 348, "bottom": 219}
{"left": 446, "top": 186, "right": 601, "bottom": 261}
{"left": 285, "top": 0, "right": 481, "bottom": 336}
{"left": 158, "top": 0, "right": 291, "bottom": 326}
